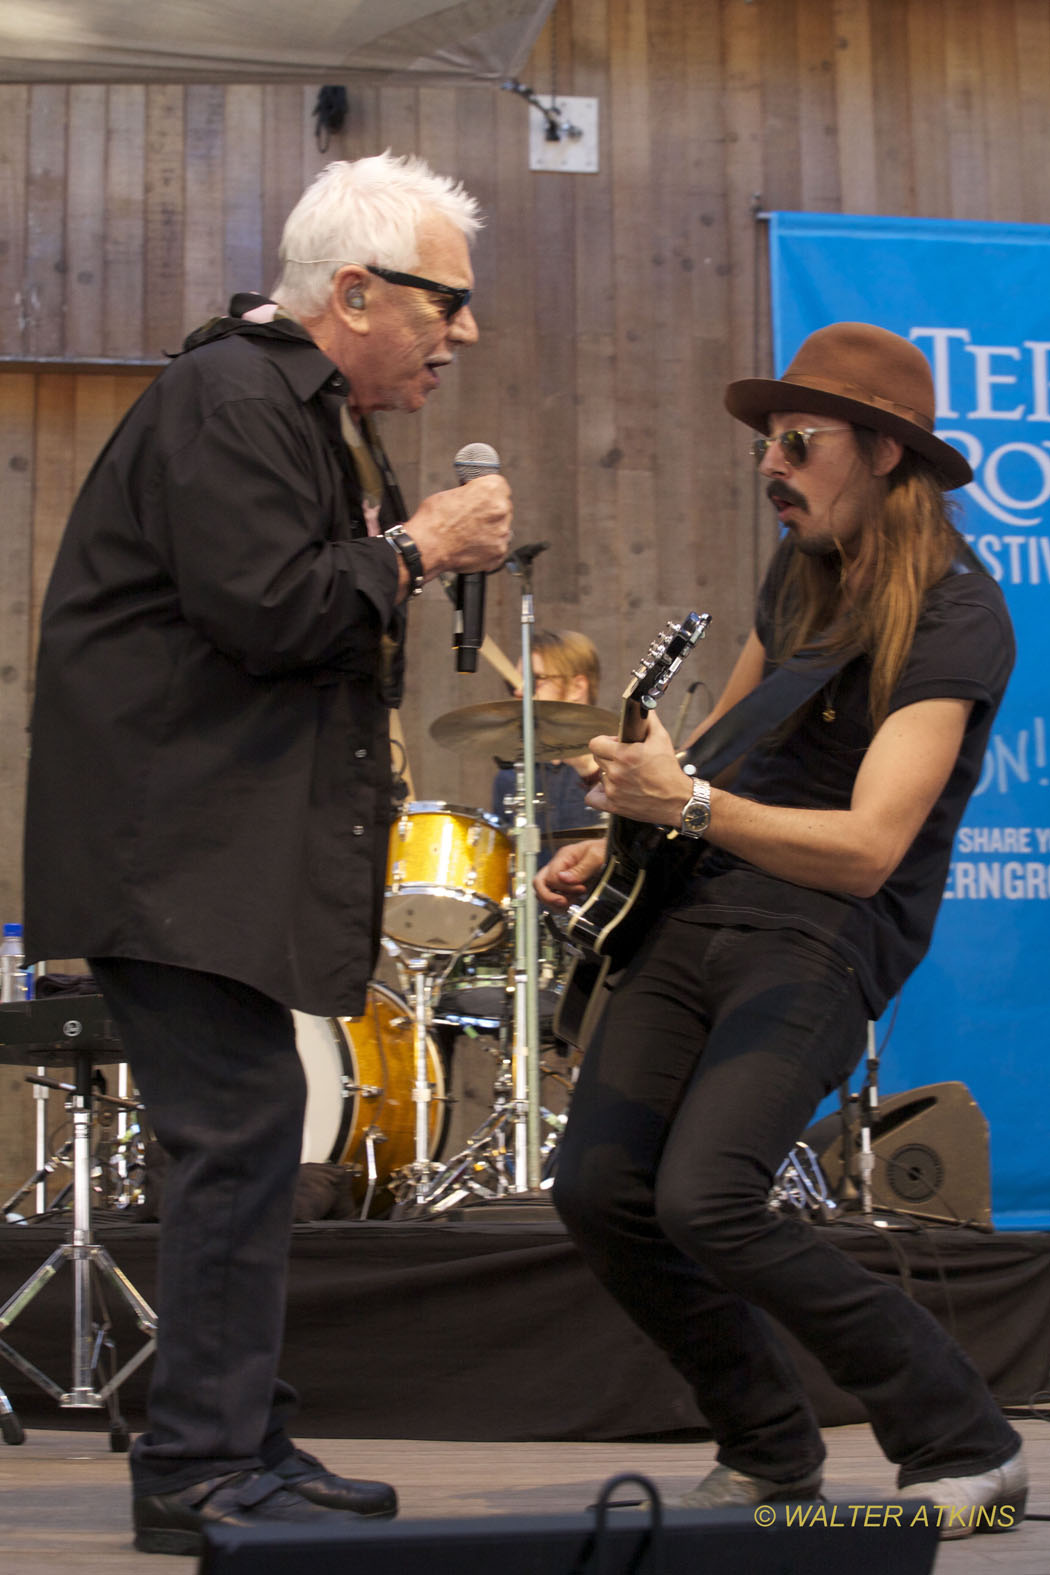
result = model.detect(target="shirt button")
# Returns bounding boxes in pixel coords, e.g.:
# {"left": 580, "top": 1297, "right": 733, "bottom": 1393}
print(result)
{"left": 354, "top": 748, "right": 367, "bottom": 759}
{"left": 352, "top": 824, "right": 365, "bottom": 836}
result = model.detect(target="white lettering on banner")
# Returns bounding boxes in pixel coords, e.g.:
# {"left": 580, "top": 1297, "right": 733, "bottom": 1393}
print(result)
{"left": 944, "top": 435, "right": 1050, "bottom": 528}
{"left": 944, "top": 861, "right": 1050, "bottom": 899}
{"left": 956, "top": 825, "right": 1034, "bottom": 853}
{"left": 974, "top": 717, "right": 1048, "bottom": 795}
{"left": 964, "top": 532, "right": 1050, "bottom": 582}
{"left": 912, "top": 328, "right": 970, "bottom": 418}
{"left": 1029, "top": 341, "right": 1050, "bottom": 421}
{"left": 910, "top": 329, "right": 1050, "bottom": 423}
{"left": 909, "top": 330, "right": 1050, "bottom": 547}
{"left": 966, "top": 344, "right": 1024, "bottom": 422}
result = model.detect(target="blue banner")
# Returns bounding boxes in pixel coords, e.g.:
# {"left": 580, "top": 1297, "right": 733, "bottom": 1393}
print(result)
{"left": 769, "top": 212, "right": 1049, "bottom": 1229}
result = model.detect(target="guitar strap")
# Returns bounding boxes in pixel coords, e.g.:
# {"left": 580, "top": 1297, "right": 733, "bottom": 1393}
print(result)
{"left": 681, "top": 645, "right": 859, "bottom": 781}
{"left": 557, "top": 645, "right": 859, "bottom": 1047}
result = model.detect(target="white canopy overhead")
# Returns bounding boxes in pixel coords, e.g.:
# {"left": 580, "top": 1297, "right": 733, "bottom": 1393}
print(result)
{"left": 0, "top": 0, "right": 557, "bottom": 84}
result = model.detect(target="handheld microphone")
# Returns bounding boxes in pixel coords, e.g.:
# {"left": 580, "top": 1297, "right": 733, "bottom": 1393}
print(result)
{"left": 452, "top": 442, "right": 501, "bottom": 674}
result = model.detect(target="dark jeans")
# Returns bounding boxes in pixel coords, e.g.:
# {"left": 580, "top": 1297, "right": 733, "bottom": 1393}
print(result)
{"left": 552, "top": 919, "right": 1020, "bottom": 1487}
{"left": 90, "top": 958, "right": 307, "bottom": 1496}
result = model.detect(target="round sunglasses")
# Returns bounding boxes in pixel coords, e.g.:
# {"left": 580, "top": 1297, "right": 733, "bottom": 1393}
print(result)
{"left": 749, "top": 426, "right": 850, "bottom": 466}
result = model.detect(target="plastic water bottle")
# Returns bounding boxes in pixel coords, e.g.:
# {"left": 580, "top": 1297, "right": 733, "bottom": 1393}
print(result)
{"left": 0, "top": 922, "right": 30, "bottom": 1002}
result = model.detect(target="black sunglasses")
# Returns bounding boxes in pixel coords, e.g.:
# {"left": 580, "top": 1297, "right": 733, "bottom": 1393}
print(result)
{"left": 749, "top": 426, "right": 849, "bottom": 467}
{"left": 366, "top": 264, "right": 472, "bottom": 321}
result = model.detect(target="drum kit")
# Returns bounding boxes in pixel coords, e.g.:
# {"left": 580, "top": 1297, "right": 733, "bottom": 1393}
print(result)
{"left": 5, "top": 699, "right": 613, "bottom": 1230}
{"left": 276, "top": 540, "right": 625, "bottom": 1219}
{"left": 4, "top": 553, "right": 617, "bottom": 1226}
{"left": 286, "top": 544, "right": 618, "bottom": 1215}
{"left": 293, "top": 692, "right": 616, "bottom": 1220}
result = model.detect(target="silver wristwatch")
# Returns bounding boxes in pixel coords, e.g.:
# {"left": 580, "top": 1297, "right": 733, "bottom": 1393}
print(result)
{"left": 679, "top": 777, "right": 712, "bottom": 840}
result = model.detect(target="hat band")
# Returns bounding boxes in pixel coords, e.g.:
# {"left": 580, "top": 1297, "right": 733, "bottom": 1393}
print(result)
{"left": 781, "top": 374, "right": 935, "bottom": 434}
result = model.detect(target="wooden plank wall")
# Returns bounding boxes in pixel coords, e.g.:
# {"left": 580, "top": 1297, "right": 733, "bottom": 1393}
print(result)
{"left": 1, "top": 0, "right": 1050, "bottom": 1191}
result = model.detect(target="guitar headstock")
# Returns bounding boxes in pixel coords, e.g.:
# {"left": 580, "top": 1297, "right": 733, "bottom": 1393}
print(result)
{"left": 619, "top": 612, "right": 711, "bottom": 742}
{"left": 624, "top": 612, "right": 711, "bottom": 708}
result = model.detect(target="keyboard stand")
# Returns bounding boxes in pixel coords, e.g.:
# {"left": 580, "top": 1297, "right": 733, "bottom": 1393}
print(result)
{"left": 0, "top": 1002, "right": 157, "bottom": 1448}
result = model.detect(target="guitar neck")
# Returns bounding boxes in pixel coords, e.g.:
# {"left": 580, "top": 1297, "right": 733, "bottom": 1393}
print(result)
{"left": 620, "top": 695, "right": 648, "bottom": 747}
{"left": 600, "top": 611, "right": 710, "bottom": 868}
{"left": 608, "top": 696, "right": 661, "bottom": 862}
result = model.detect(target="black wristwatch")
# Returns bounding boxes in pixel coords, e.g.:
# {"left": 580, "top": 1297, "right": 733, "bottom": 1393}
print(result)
{"left": 384, "top": 525, "right": 426, "bottom": 598}
{"left": 679, "top": 777, "right": 712, "bottom": 839}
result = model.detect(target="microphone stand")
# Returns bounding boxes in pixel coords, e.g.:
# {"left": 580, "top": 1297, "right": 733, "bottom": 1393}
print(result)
{"left": 506, "top": 545, "right": 547, "bottom": 1192}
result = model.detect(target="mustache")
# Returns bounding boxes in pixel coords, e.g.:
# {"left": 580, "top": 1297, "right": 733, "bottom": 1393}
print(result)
{"left": 767, "top": 480, "right": 808, "bottom": 512}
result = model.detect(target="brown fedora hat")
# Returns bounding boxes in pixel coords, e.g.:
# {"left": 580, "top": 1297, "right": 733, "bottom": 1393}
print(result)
{"left": 725, "top": 322, "right": 972, "bottom": 490}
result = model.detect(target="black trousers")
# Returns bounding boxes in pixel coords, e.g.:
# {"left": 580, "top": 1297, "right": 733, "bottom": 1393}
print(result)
{"left": 90, "top": 958, "right": 306, "bottom": 1497}
{"left": 552, "top": 919, "right": 1021, "bottom": 1486}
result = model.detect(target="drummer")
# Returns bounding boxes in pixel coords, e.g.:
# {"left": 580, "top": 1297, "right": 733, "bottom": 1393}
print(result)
{"left": 492, "top": 630, "right": 604, "bottom": 865}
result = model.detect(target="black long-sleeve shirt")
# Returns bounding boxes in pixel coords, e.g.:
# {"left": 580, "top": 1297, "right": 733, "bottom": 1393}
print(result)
{"left": 26, "top": 303, "right": 406, "bottom": 1015}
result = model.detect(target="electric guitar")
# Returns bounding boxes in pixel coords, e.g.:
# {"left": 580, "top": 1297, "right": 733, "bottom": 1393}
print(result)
{"left": 554, "top": 611, "right": 711, "bottom": 1048}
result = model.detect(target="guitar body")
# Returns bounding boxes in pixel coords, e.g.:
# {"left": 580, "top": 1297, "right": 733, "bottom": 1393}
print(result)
{"left": 554, "top": 953, "right": 612, "bottom": 1051}
{"left": 554, "top": 856, "right": 643, "bottom": 1049}
{"left": 553, "top": 612, "right": 710, "bottom": 1048}
{"left": 555, "top": 834, "right": 702, "bottom": 1047}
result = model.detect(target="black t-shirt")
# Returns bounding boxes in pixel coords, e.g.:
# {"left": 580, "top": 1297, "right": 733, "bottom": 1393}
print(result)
{"left": 675, "top": 541, "right": 1015, "bottom": 1016}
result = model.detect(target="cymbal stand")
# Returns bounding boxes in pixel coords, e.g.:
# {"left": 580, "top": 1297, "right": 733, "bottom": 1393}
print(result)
{"left": 505, "top": 545, "right": 546, "bottom": 1192}
{"left": 386, "top": 920, "right": 501, "bottom": 1213}
{"left": 401, "top": 955, "right": 443, "bottom": 1203}
{"left": 404, "top": 1057, "right": 568, "bottom": 1216}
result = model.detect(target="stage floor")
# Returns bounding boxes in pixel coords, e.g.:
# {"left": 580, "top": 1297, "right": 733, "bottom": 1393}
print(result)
{"left": 1, "top": 1420, "right": 1048, "bottom": 1574}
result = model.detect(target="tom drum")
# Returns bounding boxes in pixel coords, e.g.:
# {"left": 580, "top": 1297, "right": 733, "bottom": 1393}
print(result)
{"left": 384, "top": 802, "right": 511, "bottom": 953}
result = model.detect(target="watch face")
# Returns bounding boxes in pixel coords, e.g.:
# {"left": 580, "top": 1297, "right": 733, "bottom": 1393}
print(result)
{"left": 682, "top": 785, "right": 711, "bottom": 837}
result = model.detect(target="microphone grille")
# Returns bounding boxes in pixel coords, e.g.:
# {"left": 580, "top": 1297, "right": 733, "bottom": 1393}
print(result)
{"left": 454, "top": 442, "right": 501, "bottom": 482}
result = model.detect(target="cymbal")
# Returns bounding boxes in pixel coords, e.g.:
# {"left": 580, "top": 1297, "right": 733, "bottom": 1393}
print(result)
{"left": 429, "top": 699, "right": 619, "bottom": 763}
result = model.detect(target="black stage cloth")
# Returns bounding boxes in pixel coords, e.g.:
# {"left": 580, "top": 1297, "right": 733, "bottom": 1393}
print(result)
{"left": 0, "top": 1217, "right": 1048, "bottom": 1439}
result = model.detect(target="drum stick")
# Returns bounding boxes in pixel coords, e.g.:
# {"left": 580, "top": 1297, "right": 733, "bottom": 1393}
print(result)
{"left": 479, "top": 634, "right": 521, "bottom": 689}
{"left": 388, "top": 633, "right": 516, "bottom": 804}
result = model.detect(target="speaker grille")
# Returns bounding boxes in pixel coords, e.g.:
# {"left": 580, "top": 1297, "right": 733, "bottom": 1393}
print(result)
{"left": 884, "top": 1142, "right": 945, "bottom": 1203}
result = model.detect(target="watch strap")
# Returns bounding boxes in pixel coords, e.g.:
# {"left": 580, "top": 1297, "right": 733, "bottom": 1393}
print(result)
{"left": 385, "top": 525, "right": 425, "bottom": 597}
{"left": 679, "top": 776, "right": 711, "bottom": 839}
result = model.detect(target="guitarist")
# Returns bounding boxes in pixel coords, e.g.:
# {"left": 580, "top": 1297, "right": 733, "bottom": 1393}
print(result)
{"left": 536, "top": 323, "right": 1025, "bottom": 1536}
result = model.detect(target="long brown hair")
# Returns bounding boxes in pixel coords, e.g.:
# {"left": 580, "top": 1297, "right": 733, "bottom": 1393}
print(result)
{"left": 769, "top": 433, "right": 966, "bottom": 730}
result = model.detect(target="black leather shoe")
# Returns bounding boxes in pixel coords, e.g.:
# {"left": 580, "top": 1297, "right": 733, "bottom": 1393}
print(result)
{"left": 268, "top": 1448, "right": 398, "bottom": 1517}
{"left": 132, "top": 1468, "right": 365, "bottom": 1556}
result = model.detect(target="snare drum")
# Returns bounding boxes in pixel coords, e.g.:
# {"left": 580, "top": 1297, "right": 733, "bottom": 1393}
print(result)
{"left": 435, "top": 930, "right": 567, "bottom": 1033}
{"left": 384, "top": 802, "right": 511, "bottom": 953}
{"left": 294, "top": 982, "right": 445, "bottom": 1212}
{"left": 434, "top": 951, "right": 514, "bottom": 1030}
